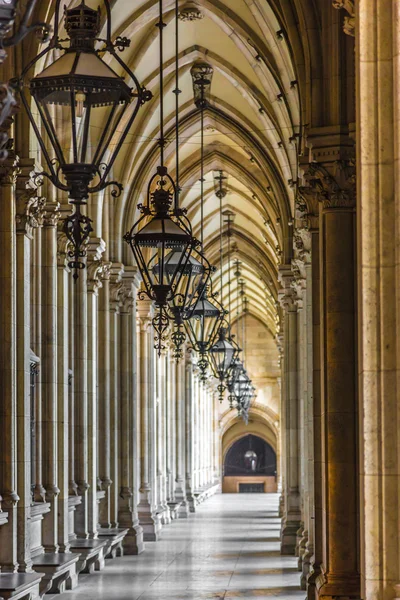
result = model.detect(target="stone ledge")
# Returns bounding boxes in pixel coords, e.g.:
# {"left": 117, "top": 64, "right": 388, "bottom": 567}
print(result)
{"left": 0, "top": 573, "right": 42, "bottom": 600}
{"left": 69, "top": 539, "right": 107, "bottom": 575}
{"left": 32, "top": 553, "right": 79, "bottom": 596}
{"left": 97, "top": 528, "right": 128, "bottom": 559}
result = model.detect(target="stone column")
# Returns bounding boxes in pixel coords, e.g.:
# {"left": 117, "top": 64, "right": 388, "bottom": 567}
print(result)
{"left": 358, "top": 3, "right": 400, "bottom": 596}
{"left": 109, "top": 264, "right": 124, "bottom": 527}
{"left": 74, "top": 239, "right": 90, "bottom": 537}
{"left": 185, "top": 351, "right": 195, "bottom": 511}
{"left": 86, "top": 239, "right": 107, "bottom": 538}
{"left": 98, "top": 255, "right": 112, "bottom": 528}
{"left": 279, "top": 265, "right": 301, "bottom": 555}
{"left": 0, "top": 157, "right": 21, "bottom": 572}
{"left": 15, "top": 161, "right": 44, "bottom": 570}
{"left": 118, "top": 268, "right": 144, "bottom": 554}
{"left": 291, "top": 230, "right": 311, "bottom": 582}
{"left": 137, "top": 301, "right": 158, "bottom": 541}
{"left": 175, "top": 359, "right": 189, "bottom": 517}
{"left": 304, "top": 160, "right": 359, "bottom": 599}
{"left": 41, "top": 200, "right": 61, "bottom": 552}
{"left": 56, "top": 232, "right": 71, "bottom": 552}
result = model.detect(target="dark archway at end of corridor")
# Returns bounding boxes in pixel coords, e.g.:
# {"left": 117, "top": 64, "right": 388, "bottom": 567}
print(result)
{"left": 222, "top": 434, "right": 277, "bottom": 494}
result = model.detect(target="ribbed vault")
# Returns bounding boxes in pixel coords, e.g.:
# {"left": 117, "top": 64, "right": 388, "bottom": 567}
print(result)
{"left": 27, "top": 0, "right": 321, "bottom": 421}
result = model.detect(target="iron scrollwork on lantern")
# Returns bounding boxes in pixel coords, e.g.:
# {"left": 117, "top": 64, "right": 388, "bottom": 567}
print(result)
{"left": 19, "top": 0, "right": 152, "bottom": 278}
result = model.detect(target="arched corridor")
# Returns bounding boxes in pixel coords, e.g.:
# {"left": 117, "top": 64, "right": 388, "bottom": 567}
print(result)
{"left": 0, "top": 1, "right": 399, "bottom": 600}
{"left": 50, "top": 494, "right": 303, "bottom": 600}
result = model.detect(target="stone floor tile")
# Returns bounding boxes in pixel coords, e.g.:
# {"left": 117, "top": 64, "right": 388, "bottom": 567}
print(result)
{"left": 49, "top": 494, "right": 303, "bottom": 600}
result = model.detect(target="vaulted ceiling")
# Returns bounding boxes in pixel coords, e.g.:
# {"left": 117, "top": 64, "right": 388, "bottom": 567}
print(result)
{"left": 30, "top": 0, "right": 322, "bottom": 393}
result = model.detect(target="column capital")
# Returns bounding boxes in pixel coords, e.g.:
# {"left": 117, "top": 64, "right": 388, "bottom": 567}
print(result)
{"left": 42, "top": 201, "right": 61, "bottom": 228}
{"left": 87, "top": 237, "right": 111, "bottom": 295}
{"left": 333, "top": 0, "right": 355, "bottom": 37}
{"left": 16, "top": 191, "right": 46, "bottom": 238}
{"left": 278, "top": 265, "right": 299, "bottom": 312}
{"left": 57, "top": 232, "right": 70, "bottom": 270}
{"left": 15, "top": 161, "right": 46, "bottom": 237}
{"left": 0, "top": 154, "right": 19, "bottom": 185}
{"left": 119, "top": 266, "right": 140, "bottom": 314}
{"left": 303, "top": 161, "right": 355, "bottom": 210}
{"left": 137, "top": 299, "right": 153, "bottom": 329}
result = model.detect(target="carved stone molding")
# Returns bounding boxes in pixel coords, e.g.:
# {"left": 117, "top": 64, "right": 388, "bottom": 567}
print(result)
{"left": 302, "top": 161, "right": 355, "bottom": 210}
{"left": 86, "top": 238, "right": 110, "bottom": 295}
{"left": 178, "top": 2, "right": 203, "bottom": 21}
{"left": 278, "top": 265, "right": 298, "bottom": 312}
{"left": 42, "top": 201, "right": 61, "bottom": 228}
{"left": 57, "top": 232, "right": 70, "bottom": 270}
{"left": 333, "top": 1, "right": 355, "bottom": 37}
{"left": 0, "top": 154, "right": 19, "bottom": 185}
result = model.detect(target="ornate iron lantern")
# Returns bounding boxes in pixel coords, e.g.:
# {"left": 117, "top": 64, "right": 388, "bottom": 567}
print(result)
{"left": 125, "top": 0, "right": 200, "bottom": 356}
{"left": 185, "top": 282, "right": 225, "bottom": 378}
{"left": 20, "top": 0, "right": 152, "bottom": 277}
{"left": 125, "top": 166, "right": 199, "bottom": 354}
{"left": 209, "top": 326, "right": 236, "bottom": 402}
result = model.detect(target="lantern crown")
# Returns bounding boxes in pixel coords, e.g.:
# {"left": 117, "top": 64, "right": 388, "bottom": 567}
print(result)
{"left": 65, "top": 2, "right": 100, "bottom": 46}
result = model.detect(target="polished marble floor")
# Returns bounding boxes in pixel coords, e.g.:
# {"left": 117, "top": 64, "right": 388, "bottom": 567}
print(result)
{"left": 51, "top": 493, "right": 304, "bottom": 600}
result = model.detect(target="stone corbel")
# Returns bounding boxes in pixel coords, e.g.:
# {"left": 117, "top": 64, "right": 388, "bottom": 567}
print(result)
{"left": 333, "top": 0, "right": 355, "bottom": 37}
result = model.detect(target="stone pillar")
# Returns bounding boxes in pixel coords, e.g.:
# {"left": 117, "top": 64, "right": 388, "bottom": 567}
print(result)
{"left": 86, "top": 239, "right": 107, "bottom": 538}
{"left": 56, "top": 232, "right": 71, "bottom": 552}
{"left": 291, "top": 229, "right": 311, "bottom": 584}
{"left": 41, "top": 200, "right": 61, "bottom": 552}
{"left": 109, "top": 264, "right": 124, "bottom": 527}
{"left": 0, "top": 157, "right": 21, "bottom": 572}
{"left": 137, "top": 301, "right": 158, "bottom": 541}
{"left": 303, "top": 159, "right": 359, "bottom": 599}
{"left": 74, "top": 239, "right": 90, "bottom": 537}
{"left": 279, "top": 265, "right": 301, "bottom": 555}
{"left": 175, "top": 359, "right": 189, "bottom": 517}
{"left": 15, "top": 161, "right": 43, "bottom": 571}
{"left": 118, "top": 268, "right": 144, "bottom": 554}
{"left": 357, "top": 3, "right": 400, "bottom": 596}
{"left": 185, "top": 351, "right": 195, "bottom": 511}
{"left": 98, "top": 256, "right": 112, "bottom": 528}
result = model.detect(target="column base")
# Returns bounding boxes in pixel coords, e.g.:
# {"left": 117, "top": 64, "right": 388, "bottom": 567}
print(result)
{"left": 137, "top": 498, "right": 159, "bottom": 542}
{"left": 177, "top": 500, "right": 189, "bottom": 518}
{"left": 295, "top": 522, "right": 303, "bottom": 558}
{"left": 316, "top": 567, "right": 360, "bottom": 600}
{"left": 300, "top": 541, "right": 312, "bottom": 591}
{"left": 297, "top": 528, "right": 308, "bottom": 571}
{"left": 160, "top": 502, "right": 171, "bottom": 525}
{"left": 122, "top": 524, "right": 144, "bottom": 555}
{"left": 306, "top": 563, "right": 321, "bottom": 600}
{"left": 280, "top": 519, "right": 301, "bottom": 555}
